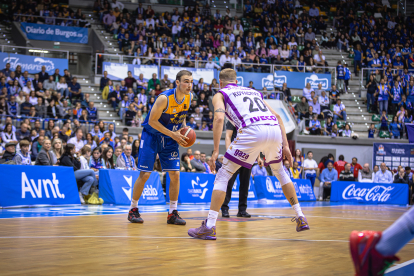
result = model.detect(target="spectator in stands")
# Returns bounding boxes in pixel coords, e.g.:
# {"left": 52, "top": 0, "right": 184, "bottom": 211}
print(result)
{"left": 32, "top": 135, "right": 44, "bottom": 159}
{"left": 394, "top": 167, "right": 409, "bottom": 184}
{"left": 12, "top": 140, "right": 31, "bottom": 165}
{"left": 148, "top": 73, "right": 160, "bottom": 91}
{"left": 358, "top": 163, "right": 375, "bottom": 183}
{"left": 43, "top": 76, "right": 56, "bottom": 91}
{"left": 349, "top": 157, "right": 363, "bottom": 179}
{"left": 332, "top": 99, "right": 347, "bottom": 124}
{"left": 180, "top": 153, "right": 195, "bottom": 172}
{"left": 1, "top": 63, "right": 11, "bottom": 77}
{"left": 304, "top": 28, "right": 315, "bottom": 44}
{"left": 302, "top": 82, "right": 314, "bottom": 102}
{"left": 365, "top": 74, "right": 377, "bottom": 113}
{"left": 319, "top": 162, "right": 338, "bottom": 200}
{"left": 118, "top": 95, "right": 130, "bottom": 119}
{"left": 339, "top": 163, "right": 355, "bottom": 181}
{"left": 68, "top": 77, "right": 83, "bottom": 101}
{"left": 137, "top": 73, "right": 148, "bottom": 91}
{"left": 67, "top": 128, "right": 85, "bottom": 153}
{"left": 19, "top": 71, "right": 33, "bottom": 90}
{"left": 374, "top": 162, "right": 393, "bottom": 183}
{"left": 160, "top": 74, "right": 171, "bottom": 91}
{"left": 290, "top": 161, "right": 301, "bottom": 179}
{"left": 52, "top": 138, "right": 63, "bottom": 162}
{"left": 15, "top": 123, "right": 30, "bottom": 141}
{"left": 308, "top": 4, "right": 319, "bottom": 18}
{"left": 20, "top": 96, "right": 32, "bottom": 116}
{"left": 38, "top": 66, "right": 49, "bottom": 83}
{"left": 190, "top": 150, "right": 206, "bottom": 172}
{"left": 102, "top": 147, "right": 115, "bottom": 169}
{"left": 309, "top": 114, "right": 321, "bottom": 135}
{"left": 303, "top": 151, "right": 318, "bottom": 188}
{"left": 200, "top": 152, "right": 212, "bottom": 174}
{"left": 6, "top": 95, "right": 19, "bottom": 116}
{"left": 35, "top": 138, "right": 55, "bottom": 166}
{"left": 116, "top": 144, "right": 137, "bottom": 170}
{"left": 1, "top": 123, "right": 17, "bottom": 144}
{"left": 100, "top": 71, "right": 109, "bottom": 91}
{"left": 334, "top": 155, "right": 347, "bottom": 178}
{"left": 0, "top": 142, "right": 16, "bottom": 163}
{"left": 296, "top": 96, "right": 309, "bottom": 120}
{"left": 251, "top": 161, "right": 268, "bottom": 178}
{"left": 342, "top": 124, "right": 352, "bottom": 137}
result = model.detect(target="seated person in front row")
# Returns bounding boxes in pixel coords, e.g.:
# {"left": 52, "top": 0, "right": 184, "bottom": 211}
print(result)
{"left": 116, "top": 145, "right": 137, "bottom": 170}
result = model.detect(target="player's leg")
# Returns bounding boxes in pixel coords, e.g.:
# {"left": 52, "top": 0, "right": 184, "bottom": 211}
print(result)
{"left": 350, "top": 206, "right": 414, "bottom": 276}
{"left": 128, "top": 130, "right": 157, "bottom": 223}
{"left": 159, "top": 138, "right": 186, "bottom": 225}
{"left": 237, "top": 166, "right": 252, "bottom": 217}
{"left": 221, "top": 168, "right": 240, "bottom": 217}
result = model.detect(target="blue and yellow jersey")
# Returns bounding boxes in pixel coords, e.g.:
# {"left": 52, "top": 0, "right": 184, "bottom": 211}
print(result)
{"left": 142, "top": 88, "right": 192, "bottom": 136}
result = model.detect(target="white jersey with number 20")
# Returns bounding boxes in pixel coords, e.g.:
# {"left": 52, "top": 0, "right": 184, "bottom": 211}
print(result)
{"left": 219, "top": 83, "right": 279, "bottom": 129}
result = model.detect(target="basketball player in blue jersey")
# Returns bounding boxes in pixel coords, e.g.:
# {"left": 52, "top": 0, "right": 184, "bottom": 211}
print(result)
{"left": 128, "top": 70, "right": 193, "bottom": 225}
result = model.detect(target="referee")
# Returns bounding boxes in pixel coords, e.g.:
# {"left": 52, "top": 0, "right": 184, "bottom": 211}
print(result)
{"left": 220, "top": 121, "right": 260, "bottom": 218}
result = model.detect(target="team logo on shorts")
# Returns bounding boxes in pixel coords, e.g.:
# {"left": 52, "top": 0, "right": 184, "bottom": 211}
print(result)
{"left": 171, "top": 152, "right": 179, "bottom": 157}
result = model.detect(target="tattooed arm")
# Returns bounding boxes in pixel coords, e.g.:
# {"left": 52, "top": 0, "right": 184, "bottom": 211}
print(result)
{"left": 209, "top": 93, "right": 226, "bottom": 171}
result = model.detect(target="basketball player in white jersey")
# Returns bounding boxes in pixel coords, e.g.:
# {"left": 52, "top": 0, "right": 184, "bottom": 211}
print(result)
{"left": 188, "top": 69, "right": 310, "bottom": 240}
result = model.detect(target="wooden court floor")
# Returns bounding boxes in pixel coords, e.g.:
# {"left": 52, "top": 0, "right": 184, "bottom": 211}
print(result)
{"left": 0, "top": 205, "right": 413, "bottom": 275}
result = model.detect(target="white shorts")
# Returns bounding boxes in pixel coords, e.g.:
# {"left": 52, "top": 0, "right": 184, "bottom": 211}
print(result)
{"left": 224, "top": 124, "right": 283, "bottom": 169}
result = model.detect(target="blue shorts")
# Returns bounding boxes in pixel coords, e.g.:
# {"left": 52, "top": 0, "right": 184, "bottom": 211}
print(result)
{"left": 137, "top": 128, "right": 180, "bottom": 172}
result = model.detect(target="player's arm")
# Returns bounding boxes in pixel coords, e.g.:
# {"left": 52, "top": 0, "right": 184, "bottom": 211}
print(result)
{"left": 181, "top": 117, "right": 186, "bottom": 128}
{"left": 148, "top": 95, "right": 188, "bottom": 146}
{"left": 263, "top": 100, "right": 293, "bottom": 166}
{"left": 209, "top": 93, "right": 226, "bottom": 170}
{"left": 225, "top": 129, "right": 232, "bottom": 149}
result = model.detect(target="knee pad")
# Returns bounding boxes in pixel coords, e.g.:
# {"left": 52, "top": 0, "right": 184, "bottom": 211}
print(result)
{"left": 269, "top": 163, "right": 291, "bottom": 186}
{"left": 213, "top": 168, "right": 234, "bottom": 192}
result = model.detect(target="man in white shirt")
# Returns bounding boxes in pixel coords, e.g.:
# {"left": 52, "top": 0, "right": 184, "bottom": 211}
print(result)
{"left": 232, "top": 55, "right": 243, "bottom": 71}
{"left": 219, "top": 51, "right": 232, "bottom": 67}
{"left": 110, "top": 0, "right": 124, "bottom": 11}
{"left": 308, "top": 4, "right": 319, "bottom": 17}
{"left": 313, "top": 50, "right": 326, "bottom": 72}
{"left": 303, "top": 151, "right": 319, "bottom": 188}
{"left": 333, "top": 99, "right": 347, "bottom": 124}
{"left": 374, "top": 163, "right": 393, "bottom": 183}
{"left": 205, "top": 57, "right": 221, "bottom": 69}
{"left": 145, "top": 15, "right": 155, "bottom": 29}
{"left": 67, "top": 128, "right": 85, "bottom": 153}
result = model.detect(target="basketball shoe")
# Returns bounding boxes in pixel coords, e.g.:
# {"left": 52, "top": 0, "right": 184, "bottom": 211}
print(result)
{"left": 128, "top": 207, "right": 144, "bottom": 223}
{"left": 292, "top": 216, "right": 310, "bottom": 232}
{"left": 188, "top": 219, "right": 217, "bottom": 240}
{"left": 350, "top": 231, "right": 399, "bottom": 276}
{"left": 167, "top": 210, "right": 186, "bottom": 225}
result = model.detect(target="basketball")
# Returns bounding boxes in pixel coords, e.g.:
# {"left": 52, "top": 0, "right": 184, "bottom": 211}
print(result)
{"left": 180, "top": 127, "right": 196, "bottom": 147}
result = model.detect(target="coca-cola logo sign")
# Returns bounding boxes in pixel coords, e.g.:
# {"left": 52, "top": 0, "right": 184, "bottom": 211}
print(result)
{"left": 342, "top": 184, "right": 394, "bottom": 202}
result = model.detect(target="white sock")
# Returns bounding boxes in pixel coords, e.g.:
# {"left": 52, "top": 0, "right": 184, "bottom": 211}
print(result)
{"left": 206, "top": 210, "right": 219, "bottom": 228}
{"left": 292, "top": 203, "right": 304, "bottom": 218}
{"left": 130, "top": 199, "right": 138, "bottom": 210}
{"left": 169, "top": 201, "right": 178, "bottom": 214}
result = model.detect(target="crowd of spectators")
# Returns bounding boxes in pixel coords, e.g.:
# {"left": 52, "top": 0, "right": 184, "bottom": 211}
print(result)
{"left": 289, "top": 149, "right": 413, "bottom": 202}
{"left": 10, "top": 1, "right": 90, "bottom": 27}
{"left": 0, "top": 63, "right": 100, "bottom": 123}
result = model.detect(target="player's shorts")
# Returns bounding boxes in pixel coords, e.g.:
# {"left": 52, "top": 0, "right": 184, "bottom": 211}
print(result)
{"left": 137, "top": 128, "right": 180, "bottom": 172}
{"left": 224, "top": 124, "right": 283, "bottom": 168}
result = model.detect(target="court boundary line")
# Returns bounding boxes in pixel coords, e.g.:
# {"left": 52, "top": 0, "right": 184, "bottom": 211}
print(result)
{"left": 385, "top": 258, "right": 414, "bottom": 273}
{"left": 0, "top": 235, "right": 412, "bottom": 245}
{"left": 249, "top": 213, "right": 398, "bottom": 222}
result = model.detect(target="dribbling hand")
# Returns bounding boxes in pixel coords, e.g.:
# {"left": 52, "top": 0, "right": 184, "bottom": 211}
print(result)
{"left": 171, "top": 130, "right": 189, "bottom": 147}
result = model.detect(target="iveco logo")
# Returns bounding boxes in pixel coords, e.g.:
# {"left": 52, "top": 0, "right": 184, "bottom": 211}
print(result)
{"left": 171, "top": 152, "right": 178, "bottom": 157}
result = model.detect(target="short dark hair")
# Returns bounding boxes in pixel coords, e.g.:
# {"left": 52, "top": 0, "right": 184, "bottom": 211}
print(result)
{"left": 307, "top": 151, "right": 312, "bottom": 155}
{"left": 200, "top": 152, "right": 206, "bottom": 155}
{"left": 176, "top": 70, "right": 192, "bottom": 81}
{"left": 352, "top": 157, "right": 357, "bottom": 161}
{"left": 123, "top": 128, "right": 129, "bottom": 132}
{"left": 339, "top": 155, "right": 344, "bottom": 161}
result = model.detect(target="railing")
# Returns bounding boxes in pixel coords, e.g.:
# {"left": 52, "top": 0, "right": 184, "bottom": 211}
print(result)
{"left": 0, "top": 45, "right": 69, "bottom": 60}
{"left": 13, "top": 14, "right": 93, "bottom": 25}
{"left": 0, "top": 114, "right": 115, "bottom": 136}
{"left": 359, "top": 68, "right": 414, "bottom": 87}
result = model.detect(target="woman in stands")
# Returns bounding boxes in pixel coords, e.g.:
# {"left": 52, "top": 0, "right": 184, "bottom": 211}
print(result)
{"left": 98, "top": 121, "right": 105, "bottom": 133}
{"left": 15, "top": 90, "right": 25, "bottom": 105}
{"left": 293, "top": 149, "right": 304, "bottom": 169}
{"left": 52, "top": 138, "right": 64, "bottom": 162}
{"left": 389, "top": 116, "right": 402, "bottom": 139}
{"left": 131, "top": 140, "right": 140, "bottom": 160}
{"left": 1, "top": 123, "right": 17, "bottom": 144}
{"left": 102, "top": 147, "right": 115, "bottom": 169}
{"left": 60, "top": 144, "right": 99, "bottom": 204}
{"left": 89, "top": 147, "right": 103, "bottom": 178}
{"left": 343, "top": 124, "right": 352, "bottom": 137}
{"left": 47, "top": 99, "right": 61, "bottom": 119}
{"left": 85, "top": 133, "right": 97, "bottom": 150}
{"left": 14, "top": 65, "right": 22, "bottom": 79}
{"left": 79, "top": 146, "right": 92, "bottom": 170}
{"left": 9, "top": 80, "right": 21, "bottom": 97}
{"left": 45, "top": 120, "right": 55, "bottom": 138}
{"left": 78, "top": 109, "right": 89, "bottom": 123}
{"left": 57, "top": 77, "right": 69, "bottom": 99}
{"left": 29, "top": 91, "right": 38, "bottom": 106}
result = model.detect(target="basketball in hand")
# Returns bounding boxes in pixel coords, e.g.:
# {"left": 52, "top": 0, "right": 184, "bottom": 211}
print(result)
{"left": 180, "top": 127, "right": 196, "bottom": 148}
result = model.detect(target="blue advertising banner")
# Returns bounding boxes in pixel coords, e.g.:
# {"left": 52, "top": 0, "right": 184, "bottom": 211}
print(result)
{"left": 405, "top": 124, "right": 414, "bottom": 143}
{"left": 254, "top": 176, "right": 316, "bottom": 201}
{"left": 99, "top": 170, "right": 165, "bottom": 205}
{"left": 0, "top": 52, "right": 68, "bottom": 75}
{"left": 373, "top": 143, "right": 414, "bottom": 171}
{"left": 236, "top": 72, "right": 331, "bottom": 90}
{"left": 331, "top": 181, "right": 408, "bottom": 205}
{"left": 21, "top": 22, "right": 88, "bottom": 44}
{"left": 230, "top": 176, "right": 257, "bottom": 201}
{"left": 103, "top": 62, "right": 158, "bottom": 82}
{"left": 0, "top": 165, "right": 80, "bottom": 207}
{"left": 166, "top": 172, "right": 216, "bottom": 204}
{"left": 161, "top": 66, "right": 218, "bottom": 85}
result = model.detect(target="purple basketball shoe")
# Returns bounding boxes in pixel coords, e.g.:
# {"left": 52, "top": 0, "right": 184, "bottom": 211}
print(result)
{"left": 292, "top": 216, "right": 310, "bottom": 232}
{"left": 188, "top": 219, "right": 217, "bottom": 240}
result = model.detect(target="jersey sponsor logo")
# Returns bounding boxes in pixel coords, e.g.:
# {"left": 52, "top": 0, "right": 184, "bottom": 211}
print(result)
{"left": 234, "top": 149, "right": 249, "bottom": 160}
{"left": 169, "top": 113, "right": 186, "bottom": 124}
{"left": 304, "top": 74, "right": 329, "bottom": 89}
{"left": 21, "top": 172, "right": 65, "bottom": 199}
{"left": 249, "top": 115, "right": 278, "bottom": 124}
